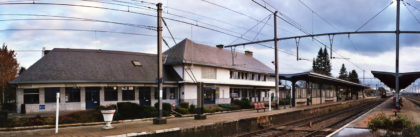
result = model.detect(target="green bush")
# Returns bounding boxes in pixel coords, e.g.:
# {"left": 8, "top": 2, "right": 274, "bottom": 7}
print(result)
{"left": 138, "top": 105, "right": 157, "bottom": 118}
{"left": 232, "top": 98, "right": 252, "bottom": 109}
{"left": 175, "top": 106, "right": 189, "bottom": 114}
{"left": 154, "top": 102, "right": 172, "bottom": 116}
{"left": 116, "top": 102, "right": 141, "bottom": 120}
{"left": 189, "top": 104, "right": 196, "bottom": 113}
{"left": 59, "top": 110, "right": 102, "bottom": 124}
{"left": 203, "top": 106, "right": 226, "bottom": 113}
{"left": 368, "top": 113, "right": 412, "bottom": 132}
{"left": 218, "top": 104, "right": 234, "bottom": 110}
{"left": 280, "top": 97, "right": 290, "bottom": 105}
{"left": 180, "top": 102, "right": 189, "bottom": 109}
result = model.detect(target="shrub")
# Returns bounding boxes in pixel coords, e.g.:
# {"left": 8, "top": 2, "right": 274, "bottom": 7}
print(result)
{"left": 138, "top": 105, "right": 157, "bottom": 118}
{"left": 189, "top": 104, "right": 196, "bottom": 113}
{"left": 368, "top": 113, "right": 412, "bottom": 132}
{"left": 218, "top": 104, "right": 234, "bottom": 110}
{"left": 203, "top": 105, "right": 226, "bottom": 113}
{"left": 154, "top": 102, "right": 171, "bottom": 116}
{"left": 175, "top": 106, "right": 189, "bottom": 114}
{"left": 180, "top": 102, "right": 189, "bottom": 109}
{"left": 60, "top": 110, "right": 102, "bottom": 124}
{"left": 116, "top": 102, "right": 141, "bottom": 120}
{"left": 232, "top": 98, "right": 252, "bottom": 109}
{"left": 0, "top": 110, "right": 8, "bottom": 127}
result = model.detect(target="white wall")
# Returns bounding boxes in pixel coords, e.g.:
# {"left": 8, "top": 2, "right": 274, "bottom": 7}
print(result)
{"left": 183, "top": 65, "right": 275, "bottom": 87}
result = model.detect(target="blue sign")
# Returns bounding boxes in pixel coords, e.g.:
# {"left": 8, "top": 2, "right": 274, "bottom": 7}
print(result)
{"left": 155, "top": 77, "right": 165, "bottom": 83}
{"left": 39, "top": 105, "right": 45, "bottom": 110}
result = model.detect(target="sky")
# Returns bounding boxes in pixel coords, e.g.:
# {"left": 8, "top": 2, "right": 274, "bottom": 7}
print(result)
{"left": 1, "top": 0, "right": 420, "bottom": 90}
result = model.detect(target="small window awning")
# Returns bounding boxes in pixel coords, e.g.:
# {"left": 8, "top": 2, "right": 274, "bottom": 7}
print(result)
{"left": 371, "top": 71, "right": 420, "bottom": 90}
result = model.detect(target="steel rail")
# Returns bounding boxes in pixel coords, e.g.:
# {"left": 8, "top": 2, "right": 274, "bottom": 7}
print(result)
{"left": 225, "top": 30, "right": 420, "bottom": 48}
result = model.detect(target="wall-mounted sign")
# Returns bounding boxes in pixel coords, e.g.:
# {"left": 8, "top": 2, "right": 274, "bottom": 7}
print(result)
{"left": 39, "top": 105, "right": 45, "bottom": 110}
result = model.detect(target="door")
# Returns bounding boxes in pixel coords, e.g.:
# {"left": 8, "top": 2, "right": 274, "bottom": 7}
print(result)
{"left": 85, "top": 87, "right": 100, "bottom": 109}
{"left": 139, "top": 87, "right": 151, "bottom": 106}
{"left": 203, "top": 88, "right": 215, "bottom": 104}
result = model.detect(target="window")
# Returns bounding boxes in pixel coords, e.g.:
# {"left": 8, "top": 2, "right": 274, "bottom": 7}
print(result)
{"left": 104, "top": 87, "right": 118, "bottom": 101}
{"left": 45, "top": 88, "right": 60, "bottom": 103}
{"left": 65, "top": 87, "right": 80, "bottom": 102}
{"left": 241, "top": 89, "right": 248, "bottom": 98}
{"left": 122, "top": 87, "right": 135, "bottom": 100}
{"left": 169, "top": 88, "right": 176, "bottom": 99}
{"left": 202, "top": 67, "right": 217, "bottom": 79}
{"left": 230, "top": 71, "right": 233, "bottom": 79}
{"left": 248, "top": 73, "right": 253, "bottom": 80}
{"left": 132, "top": 60, "right": 142, "bottom": 67}
{"left": 24, "top": 89, "right": 39, "bottom": 104}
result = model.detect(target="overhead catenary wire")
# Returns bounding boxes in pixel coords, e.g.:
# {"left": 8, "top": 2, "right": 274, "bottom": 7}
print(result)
{"left": 0, "top": 13, "right": 156, "bottom": 30}
{"left": 403, "top": 1, "right": 420, "bottom": 24}
{"left": 251, "top": 0, "right": 367, "bottom": 71}
{"left": 355, "top": 1, "right": 393, "bottom": 32}
{"left": 0, "top": 1, "right": 263, "bottom": 47}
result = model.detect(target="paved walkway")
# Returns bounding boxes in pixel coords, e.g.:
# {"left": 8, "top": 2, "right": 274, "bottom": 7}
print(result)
{"left": 0, "top": 100, "right": 359, "bottom": 137}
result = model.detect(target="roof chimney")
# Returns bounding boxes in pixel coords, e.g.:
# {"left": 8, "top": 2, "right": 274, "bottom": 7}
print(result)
{"left": 245, "top": 50, "right": 253, "bottom": 56}
{"left": 216, "top": 44, "right": 224, "bottom": 49}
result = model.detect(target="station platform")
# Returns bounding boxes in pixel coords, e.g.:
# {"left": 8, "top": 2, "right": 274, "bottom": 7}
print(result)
{"left": 0, "top": 100, "right": 364, "bottom": 137}
{"left": 331, "top": 97, "right": 420, "bottom": 137}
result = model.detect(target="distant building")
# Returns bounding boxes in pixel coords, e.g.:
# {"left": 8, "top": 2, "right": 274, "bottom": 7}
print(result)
{"left": 10, "top": 38, "right": 275, "bottom": 114}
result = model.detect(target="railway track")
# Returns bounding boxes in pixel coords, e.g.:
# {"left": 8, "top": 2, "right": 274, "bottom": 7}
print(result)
{"left": 405, "top": 96, "right": 420, "bottom": 107}
{"left": 238, "top": 99, "right": 383, "bottom": 137}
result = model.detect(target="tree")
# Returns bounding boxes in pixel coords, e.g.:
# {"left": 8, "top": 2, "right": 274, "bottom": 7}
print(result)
{"left": 0, "top": 43, "right": 19, "bottom": 104}
{"left": 348, "top": 70, "right": 360, "bottom": 83}
{"left": 338, "top": 64, "right": 348, "bottom": 80}
{"left": 312, "top": 48, "right": 331, "bottom": 76}
{"left": 18, "top": 67, "right": 26, "bottom": 75}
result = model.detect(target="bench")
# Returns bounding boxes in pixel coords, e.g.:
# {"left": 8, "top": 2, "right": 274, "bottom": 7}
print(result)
{"left": 254, "top": 102, "right": 266, "bottom": 112}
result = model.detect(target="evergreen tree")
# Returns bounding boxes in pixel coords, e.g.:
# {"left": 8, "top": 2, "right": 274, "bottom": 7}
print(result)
{"left": 348, "top": 70, "right": 360, "bottom": 83}
{"left": 323, "top": 48, "right": 332, "bottom": 76}
{"left": 338, "top": 64, "right": 348, "bottom": 80}
{"left": 312, "top": 48, "right": 331, "bottom": 76}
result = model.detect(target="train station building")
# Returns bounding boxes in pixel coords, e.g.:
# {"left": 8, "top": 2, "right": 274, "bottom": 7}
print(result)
{"left": 10, "top": 39, "right": 276, "bottom": 114}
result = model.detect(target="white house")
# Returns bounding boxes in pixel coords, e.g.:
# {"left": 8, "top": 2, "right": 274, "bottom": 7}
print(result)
{"left": 10, "top": 38, "right": 275, "bottom": 114}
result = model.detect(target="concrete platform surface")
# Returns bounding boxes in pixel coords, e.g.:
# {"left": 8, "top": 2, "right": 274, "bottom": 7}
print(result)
{"left": 0, "top": 100, "right": 367, "bottom": 137}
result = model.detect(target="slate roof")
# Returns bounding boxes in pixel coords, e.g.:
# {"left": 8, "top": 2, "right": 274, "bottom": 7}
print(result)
{"left": 10, "top": 48, "right": 181, "bottom": 84}
{"left": 164, "top": 38, "right": 274, "bottom": 73}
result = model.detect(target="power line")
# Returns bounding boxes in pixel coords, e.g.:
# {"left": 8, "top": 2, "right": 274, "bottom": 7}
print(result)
{"left": 355, "top": 1, "right": 393, "bottom": 32}
{"left": 0, "top": 2, "right": 252, "bottom": 43}
{"left": 0, "top": 28, "right": 157, "bottom": 36}
{"left": 298, "top": 0, "right": 340, "bottom": 31}
{"left": 403, "top": 1, "right": 420, "bottom": 24}
{"left": 0, "top": 13, "right": 156, "bottom": 30}
{"left": 251, "top": 0, "right": 367, "bottom": 71}
{"left": 162, "top": 18, "right": 177, "bottom": 45}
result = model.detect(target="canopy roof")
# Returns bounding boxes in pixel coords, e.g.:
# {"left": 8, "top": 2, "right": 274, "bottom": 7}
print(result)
{"left": 270, "top": 71, "right": 368, "bottom": 89}
{"left": 371, "top": 71, "right": 420, "bottom": 90}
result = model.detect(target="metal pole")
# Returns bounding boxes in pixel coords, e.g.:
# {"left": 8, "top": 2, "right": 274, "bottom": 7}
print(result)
{"left": 153, "top": 3, "right": 166, "bottom": 124}
{"left": 274, "top": 11, "right": 279, "bottom": 110}
{"left": 55, "top": 92, "right": 59, "bottom": 134}
{"left": 395, "top": 0, "right": 400, "bottom": 109}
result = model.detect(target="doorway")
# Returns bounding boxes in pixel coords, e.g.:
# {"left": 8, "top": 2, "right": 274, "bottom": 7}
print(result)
{"left": 85, "top": 87, "right": 100, "bottom": 109}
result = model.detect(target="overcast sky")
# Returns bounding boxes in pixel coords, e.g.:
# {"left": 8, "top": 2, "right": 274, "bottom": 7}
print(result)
{"left": 1, "top": 0, "right": 420, "bottom": 90}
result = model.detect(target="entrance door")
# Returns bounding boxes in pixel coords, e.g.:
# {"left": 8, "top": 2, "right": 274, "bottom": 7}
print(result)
{"left": 203, "top": 88, "right": 215, "bottom": 104}
{"left": 85, "top": 87, "right": 100, "bottom": 109}
{"left": 139, "top": 87, "right": 151, "bottom": 106}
